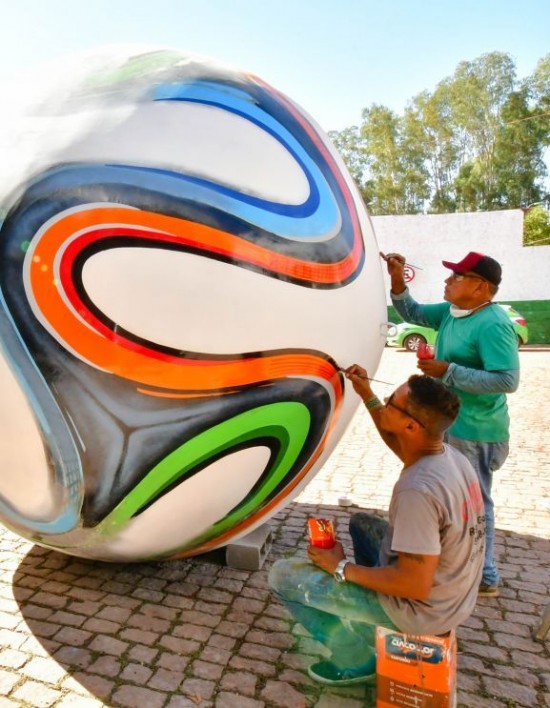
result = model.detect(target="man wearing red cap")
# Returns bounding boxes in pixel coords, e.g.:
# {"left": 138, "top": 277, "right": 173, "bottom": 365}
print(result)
{"left": 384, "top": 251, "right": 520, "bottom": 597}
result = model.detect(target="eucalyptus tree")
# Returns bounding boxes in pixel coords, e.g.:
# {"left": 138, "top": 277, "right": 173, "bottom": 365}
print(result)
{"left": 403, "top": 84, "right": 458, "bottom": 213}
{"left": 330, "top": 51, "right": 549, "bottom": 215}
{"left": 345, "top": 104, "right": 429, "bottom": 214}
{"left": 523, "top": 204, "right": 550, "bottom": 246}
{"left": 328, "top": 125, "right": 368, "bottom": 188}
{"left": 530, "top": 53, "right": 550, "bottom": 115}
{"left": 491, "top": 86, "right": 548, "bottom": 208}
{"left": 448, "top": 52, "right": 517, "bottom": 210}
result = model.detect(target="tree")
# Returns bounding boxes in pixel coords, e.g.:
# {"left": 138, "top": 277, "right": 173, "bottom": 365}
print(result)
{"left": 351, "top": 105, "right": 429, "bottom": 214}
{"left": 359, "top": 105, "right": 404, "bottom": 214}
{"left": 528, "top": 53, "right": 550, "bottom": 168}
{"left": 449, "top": 53, "right": 518, "bottom": 210}
{"left": 330, "top": 51, "right": 550, "bottom": 215}
{"left": 404, "top": 85, "right": 458, "bottom": 213}
{"left": 530, "top": 53, "right": 550, "bottom": 114}
{"left": 328, "top": 126, "right": 368, "bottom": 187}
{"left": 492, "top": 87, "right": 548, "bottom": 208}
{"left": 523, "top": 204, "right": 550, "bottom": 246}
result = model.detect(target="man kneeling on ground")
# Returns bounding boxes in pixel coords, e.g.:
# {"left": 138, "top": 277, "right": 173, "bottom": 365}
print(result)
{"left": 269, "top": 367, "right": 485, "bottom": 687}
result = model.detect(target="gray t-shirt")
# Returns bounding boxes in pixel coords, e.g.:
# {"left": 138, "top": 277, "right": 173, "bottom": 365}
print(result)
{"left": 378, "top": 444, "right": 485, "bottom": 635}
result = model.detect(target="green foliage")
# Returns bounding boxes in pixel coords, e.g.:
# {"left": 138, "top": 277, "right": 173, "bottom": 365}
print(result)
{"left": 328, "top": 126, "right": 366, "bottom": 186}
{"left": 529, "top": 54, "right": 550, "bottom": 113}
{"left": 360, "top": 104, "right": 428, "bottom": 214}
{"left": 492, "top": 88, "right": 548, "bottom": 208}
{"left": 330, "top": 51, "right": 550, "bottom": 215}
{"left": 523, "top": 204, "right": 550, "bottom": 246}
{"left": 329, "top": 104, "right": 430, "bottom": 214}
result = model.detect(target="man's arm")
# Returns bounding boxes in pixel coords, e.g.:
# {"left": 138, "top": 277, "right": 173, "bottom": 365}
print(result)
{"left": 418, "top": 318, "right": 520, "bottom": 392}
{"left": 382, "top": 252, "right": 407, "bottom": 295}
{"left": 440, "top": 364, "right": 519, "bottom": 393}
{"left": 392, "top": 287, "right": 453, "bottom": 332}
{"left": 346, "top": 551, "right": 439, "bottom": 601}
{"left": 309, "top": 489, "right": 442, "bottom": 601}
{"left": 391, "top": 288, "right": 432, "bottom": 327}
{"left": 309, "top": 543, "right": 438, "bottom": 601}
{"left": 344, "top": 364, "right": 403, "bottom": 460}
{"left": 382, "top": 253, "right": 450, "bottom": 330}
{"left": 383, "top": 252, "right": 432, "bottom": 327}
{"left": 440, "top": 319, "right": 520, "bottom": 392}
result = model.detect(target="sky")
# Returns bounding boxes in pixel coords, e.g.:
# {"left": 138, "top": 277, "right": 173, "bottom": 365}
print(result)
{"left": 0, "top": 0, "right": 549, "bottom": 133}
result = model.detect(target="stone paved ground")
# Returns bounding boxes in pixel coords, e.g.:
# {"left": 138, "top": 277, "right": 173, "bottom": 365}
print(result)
{"left": 0, "top": 348, "right": 549, "bottom": 707}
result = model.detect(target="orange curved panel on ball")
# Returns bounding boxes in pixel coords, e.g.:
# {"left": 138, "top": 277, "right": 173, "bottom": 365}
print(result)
{"left": 27, "top": 207, "right": 347, "bottom": 393}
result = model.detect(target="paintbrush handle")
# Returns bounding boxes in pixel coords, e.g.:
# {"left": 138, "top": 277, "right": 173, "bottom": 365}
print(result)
{"left": 337, "top": 368, "right": 392, "bottom": 386}
{"left": 380, "top": 251, "right": 423, "bottom": 270}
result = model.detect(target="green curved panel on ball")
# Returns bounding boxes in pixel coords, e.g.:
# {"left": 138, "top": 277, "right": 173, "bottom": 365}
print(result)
{"left": 99, "top": 401, "right": 311, "bottom": 548}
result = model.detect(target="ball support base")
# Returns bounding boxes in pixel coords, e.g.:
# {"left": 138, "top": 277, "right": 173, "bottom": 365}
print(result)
{"left": 224, "top": 523, "right": 273, "bottom": 570}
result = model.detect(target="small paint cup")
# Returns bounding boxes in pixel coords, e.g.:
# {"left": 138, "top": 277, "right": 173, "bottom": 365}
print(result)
{"left": 417, "top": 343, "right": 435, "bottom": 360}
{"left": 307, "top": 518, "right": 336, "bottom": 548}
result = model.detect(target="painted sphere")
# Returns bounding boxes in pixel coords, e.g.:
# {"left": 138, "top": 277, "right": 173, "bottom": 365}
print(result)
{"left": 0, "top": 48, "right": 387, "bottom": 561}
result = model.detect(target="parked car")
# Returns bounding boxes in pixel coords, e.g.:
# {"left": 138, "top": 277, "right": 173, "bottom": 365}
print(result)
{"left": 386, "top": 304, "right": 528, "bottom": 352}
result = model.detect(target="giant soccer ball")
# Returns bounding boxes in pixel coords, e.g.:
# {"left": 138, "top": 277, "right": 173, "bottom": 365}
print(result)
{"left": 0, "top": 48, "right": 387, "bottom": 561}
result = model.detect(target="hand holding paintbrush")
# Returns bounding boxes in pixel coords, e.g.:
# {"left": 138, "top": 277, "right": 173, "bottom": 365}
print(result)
{"left": 337, "top": 366, "right": 392, "bottom": 386}
{"left": 379, "top": 251, "right": 423, "bottom": 270}
{"left": 379, "top": 251, "right": 420, "bottom": 295}
{"left": 341, "top": 364, "right": 380, "bottom": 403}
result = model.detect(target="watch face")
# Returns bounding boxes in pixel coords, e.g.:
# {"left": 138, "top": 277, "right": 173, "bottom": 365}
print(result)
{"left": 334, "top": 560, "right": 347, "bottom": 582}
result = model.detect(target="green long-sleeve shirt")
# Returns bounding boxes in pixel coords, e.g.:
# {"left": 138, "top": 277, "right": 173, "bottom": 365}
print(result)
{"left": 391, "top": 289, "right": 519, "bottom": 442}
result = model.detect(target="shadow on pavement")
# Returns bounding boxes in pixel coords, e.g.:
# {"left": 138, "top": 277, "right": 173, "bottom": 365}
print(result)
{"left": 9, "top": 497, "right": 550, "bottom": 707}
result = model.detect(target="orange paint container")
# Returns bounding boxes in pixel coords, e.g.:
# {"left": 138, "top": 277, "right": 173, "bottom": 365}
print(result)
{"left": 307, "top": 518, "right": 336, "bottom": 548}
{"left": 376, "top": 627, "right": 457, "bottom": 707}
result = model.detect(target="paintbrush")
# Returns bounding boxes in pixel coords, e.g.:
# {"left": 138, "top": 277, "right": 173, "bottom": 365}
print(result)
{"left": 337, "top": 367, "right": 393, "bottom": 385}
{"left": 379, "top": 251, "right": 423, "bottom": 270}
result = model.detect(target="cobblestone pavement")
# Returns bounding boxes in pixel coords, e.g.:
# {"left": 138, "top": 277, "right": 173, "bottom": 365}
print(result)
{"left": 0, "top": 348, "right": 549, "bottom": 707}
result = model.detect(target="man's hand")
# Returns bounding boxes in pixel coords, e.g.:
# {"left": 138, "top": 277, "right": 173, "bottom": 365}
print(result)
{"left": 344, "top": 364, "right": 374, "bottom": 401}
{"left": 417, "top": 358, "right": 450, "bottom": 377}
{"left": 380, "top": 251, "right": 405, "bottom": 275}
{"left": 344, "top": 364, "right": 402, "bottom": 458}
{"left": 308, "top": 541, "right": 345, "bottom": 575}
{"left": 380, "top": 252, "right": 406, "bottom": 294}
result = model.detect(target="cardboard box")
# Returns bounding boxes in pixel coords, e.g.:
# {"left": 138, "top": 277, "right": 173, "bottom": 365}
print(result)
{"left": 376, "top": 627, "right": 456, "bottom": 708}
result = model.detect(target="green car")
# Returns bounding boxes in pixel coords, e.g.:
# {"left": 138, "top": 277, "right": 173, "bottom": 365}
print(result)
{"left": 386, "top": 304, "right": 528, "bottom": 352}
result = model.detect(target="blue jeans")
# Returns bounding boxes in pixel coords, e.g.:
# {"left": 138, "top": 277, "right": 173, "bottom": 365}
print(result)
{"left": 447, "top": 436, "right": 509, "bottom": 587}
{"left": 268, "top": 513, "right": 396, "bottom": 670}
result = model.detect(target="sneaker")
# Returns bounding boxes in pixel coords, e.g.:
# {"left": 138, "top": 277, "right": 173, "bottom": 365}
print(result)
{"left": 307, "top": 659, "right": 376, "bottom": 687}
{"left": 478, "top": 583, "right": 500, "bottom": 597}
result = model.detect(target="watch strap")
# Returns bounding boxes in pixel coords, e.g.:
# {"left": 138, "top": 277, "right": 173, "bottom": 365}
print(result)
{"left": 334, "top": 559, "right": 348, "bottom": 582}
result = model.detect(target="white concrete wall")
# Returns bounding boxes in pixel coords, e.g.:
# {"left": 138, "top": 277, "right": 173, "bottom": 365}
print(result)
{"left": 371, "top": 209, "right": 550, "bottom": 304}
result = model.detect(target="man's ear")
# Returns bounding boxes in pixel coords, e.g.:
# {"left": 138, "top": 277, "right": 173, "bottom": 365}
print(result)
{"left": 404, "top": 419, "right": 420, "bottom": 434}
{"left": 479, "top": 280, "right": 492, "bottom": 295}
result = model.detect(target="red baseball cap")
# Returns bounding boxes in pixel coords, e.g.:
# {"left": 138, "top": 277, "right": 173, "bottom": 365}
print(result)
{"left": 442, "top": 252, "right": 502, "bottom": 286}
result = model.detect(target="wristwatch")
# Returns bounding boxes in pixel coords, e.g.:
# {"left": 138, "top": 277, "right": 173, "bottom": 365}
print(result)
{"left": 334, "top": 559, "right": 349, "bottom": 583}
